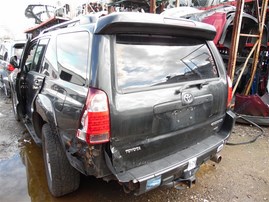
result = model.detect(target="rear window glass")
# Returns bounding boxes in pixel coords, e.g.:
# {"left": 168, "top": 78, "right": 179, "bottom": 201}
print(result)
{"left": 115, "top": 35, "right": 218, "bottom": 91}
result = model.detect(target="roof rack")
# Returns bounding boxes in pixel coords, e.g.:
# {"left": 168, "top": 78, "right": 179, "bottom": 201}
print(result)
{"left": 41, "top": 15, "right": 98, "bottom": 34}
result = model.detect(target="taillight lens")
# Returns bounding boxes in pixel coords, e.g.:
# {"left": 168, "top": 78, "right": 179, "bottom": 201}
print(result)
{"left": 77, "top": 88, "right": 110, "bottom": 144}
{"left": 7, "top": 64, "right": 15, "bottom": 72}
{"left": 227, "top": 75, "right": 233, "bottom": 108}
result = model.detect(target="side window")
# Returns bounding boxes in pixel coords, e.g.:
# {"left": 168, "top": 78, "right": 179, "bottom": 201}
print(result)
{"left": 31, "top": 38, "right": 49, "bottom": 72}
{"left": 41, "top": 37, "right": 58, "bottom": 79}
{"left": 24, "top": 43, "right": 37, "bottom": 72}
{"left": 24, "top": 39, "right": 49, "bottom": 73}
{"left": 57, "top": 32, "right": 89, "bottom": 86}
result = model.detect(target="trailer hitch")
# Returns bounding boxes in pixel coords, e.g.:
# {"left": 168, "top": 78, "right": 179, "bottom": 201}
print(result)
{"left": 173, "top": 167, "right": 198, "bottom": 190}
{"left": 173, "top": 176, "right": 196, "bottom": 190}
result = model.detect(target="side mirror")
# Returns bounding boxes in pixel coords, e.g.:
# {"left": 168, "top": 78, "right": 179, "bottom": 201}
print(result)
{"left": 9, "top": 56, "right": 19, "bottom": 69}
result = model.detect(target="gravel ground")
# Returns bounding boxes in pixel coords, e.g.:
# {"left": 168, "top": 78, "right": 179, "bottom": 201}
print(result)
{"left": 0, "top": 90, "right": 268, "bottom": 202}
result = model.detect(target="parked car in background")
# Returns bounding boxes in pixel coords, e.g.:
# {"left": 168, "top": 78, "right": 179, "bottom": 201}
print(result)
{"left": 11, "top": 12, "right": 235, "bottom": 197}
{"left": 0, "top": 41, "right": 25, "bottom": 98}
{"left": 0, "top": 44, "right": 8, "bottom": 61}
{"left": 9, "top": 41, "right": 26, "bottom": 61}
{"left": 161, "top": 6, "right": 203, "bottom": 18}
{"left": 0, "top": 59, "right": 9, "bottom": 96}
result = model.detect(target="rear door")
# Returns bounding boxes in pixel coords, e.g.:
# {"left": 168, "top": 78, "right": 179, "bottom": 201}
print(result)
{"left": 18, "top": 38, "right": 49, "bottom": 119}
{"left": 110, "top": 34, "right": 227, "bottom": 172}
{"left": 15, "top": 39, "right": 31, "bottom": 116}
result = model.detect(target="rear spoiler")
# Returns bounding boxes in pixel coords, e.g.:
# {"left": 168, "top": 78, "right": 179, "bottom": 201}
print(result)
{"left": 94, "top": 12, "right": 216, "bottom": 40}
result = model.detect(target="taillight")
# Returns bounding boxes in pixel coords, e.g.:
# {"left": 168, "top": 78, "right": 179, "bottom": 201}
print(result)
{"left": 77, "top": 88, "right": 110, "bottom": 144}
{"left": 227, "top": 75, "right": 233, "bottom": 108}
{"left": 7, "top": 64, "right": 15, "bottom": 72}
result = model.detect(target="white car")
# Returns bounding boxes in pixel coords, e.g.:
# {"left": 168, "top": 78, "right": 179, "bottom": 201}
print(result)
{"left": 161, "top": 6, "right": 203, "bottom": 19}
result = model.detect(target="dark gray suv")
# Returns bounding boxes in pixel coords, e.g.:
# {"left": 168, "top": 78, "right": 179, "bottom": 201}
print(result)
{"left": 12, "top": 12, "right": 235, "bottom": 197}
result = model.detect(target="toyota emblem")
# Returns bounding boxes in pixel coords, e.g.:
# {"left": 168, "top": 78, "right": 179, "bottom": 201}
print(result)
{"left": 182, "top": 93, "right": 194, "bottom": 104}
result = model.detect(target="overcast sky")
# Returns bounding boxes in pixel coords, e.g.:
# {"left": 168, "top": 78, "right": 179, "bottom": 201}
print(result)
{"left": 0, "top": 0, "right": 86, "bottom": 40}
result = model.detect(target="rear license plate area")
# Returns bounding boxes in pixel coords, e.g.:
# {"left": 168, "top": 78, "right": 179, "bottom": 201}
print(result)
{"left": 146, "top": 175, "right": 161, "bottom": 191}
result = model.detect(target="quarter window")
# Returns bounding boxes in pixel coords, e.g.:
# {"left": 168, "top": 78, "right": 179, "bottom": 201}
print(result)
{"left": 57, "top": 32, "right": 89, "bottom": 86}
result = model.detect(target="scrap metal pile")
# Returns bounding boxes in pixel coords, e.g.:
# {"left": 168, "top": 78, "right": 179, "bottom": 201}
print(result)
{"left": 166, "top": 0, "right": 269, "bottom": 125}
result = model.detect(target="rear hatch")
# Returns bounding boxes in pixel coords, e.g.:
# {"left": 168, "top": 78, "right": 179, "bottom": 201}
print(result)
{"left": 109, "top": 33, "right": 227, "bottom": 173}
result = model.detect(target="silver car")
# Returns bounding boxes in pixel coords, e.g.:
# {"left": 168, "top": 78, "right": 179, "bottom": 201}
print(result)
{"left": 0, "top": 42, "right": 25, "bottom": 97}
{"left": 0, "top": 59, "right": 11, "bottom": 97}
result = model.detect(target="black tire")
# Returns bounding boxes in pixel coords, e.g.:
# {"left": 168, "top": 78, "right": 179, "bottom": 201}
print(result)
{"left": 42, "top": 124, "right": 80, "bottom": 197}
{"left": 11, "top": 88, "right": 20, "bottom": 121}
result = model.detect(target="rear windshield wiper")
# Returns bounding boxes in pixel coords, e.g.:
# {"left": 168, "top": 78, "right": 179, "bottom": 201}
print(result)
{"left": 182, "top": 59, "right": 203, "bottom": 79}
{"left": 175, "top": 80, "right": 209, "bottom": 95}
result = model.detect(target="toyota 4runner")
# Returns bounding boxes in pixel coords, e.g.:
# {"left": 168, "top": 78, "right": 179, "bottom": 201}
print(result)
{"left": 12, "top": 12, "right": 235, "bottom": 197}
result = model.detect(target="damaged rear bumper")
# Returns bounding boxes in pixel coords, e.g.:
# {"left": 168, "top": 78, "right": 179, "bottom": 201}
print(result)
{"left": 112, "top": 110, "right": 236, "bottom": 195}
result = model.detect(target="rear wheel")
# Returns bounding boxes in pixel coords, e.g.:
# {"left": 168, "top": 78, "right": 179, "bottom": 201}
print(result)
{"left": 42, "top": 124, "right": 80, "bottom": 197}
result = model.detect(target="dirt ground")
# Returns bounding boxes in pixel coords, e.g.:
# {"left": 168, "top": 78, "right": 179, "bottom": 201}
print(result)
{"left": 0, "top": 90, "right": 268, "bottom": 202}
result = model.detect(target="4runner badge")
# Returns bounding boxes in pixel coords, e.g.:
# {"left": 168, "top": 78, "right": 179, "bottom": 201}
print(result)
{"left": 182, "top": 93, "right": 194, "bottom": 104}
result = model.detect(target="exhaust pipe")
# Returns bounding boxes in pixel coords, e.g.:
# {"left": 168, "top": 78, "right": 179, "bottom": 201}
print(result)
{"left": 211, "top": 154, "right": 222, "bottom": 163}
